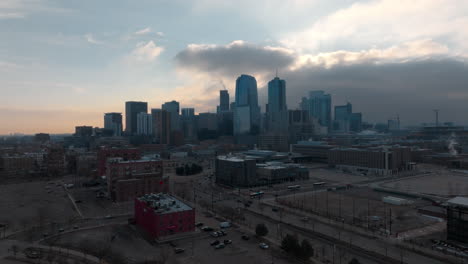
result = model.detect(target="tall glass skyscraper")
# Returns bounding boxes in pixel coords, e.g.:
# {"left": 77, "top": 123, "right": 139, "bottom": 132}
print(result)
{"left": 266, "top": 76, "right": 288, "bottom": 133}
{"left": 301, "top": 91, "right": 331, "bottom": 130}
{"left": 218, "top": 90, "right": 230, "bottom": 113}
{"left": 234, "top": 74, "right": 260, "bottom": 135}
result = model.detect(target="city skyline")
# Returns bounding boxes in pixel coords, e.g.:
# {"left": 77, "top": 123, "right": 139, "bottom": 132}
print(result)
{"left": 1, "top": 0, "right": 468, "bottom": 134}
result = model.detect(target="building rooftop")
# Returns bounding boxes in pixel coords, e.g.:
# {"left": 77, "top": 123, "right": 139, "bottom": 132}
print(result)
{"left": 217, "top": 155, "right": 254, "bottom": 162}
{"left": 447, "top": 196, "right": 468, "bottom": 208}
{"left": 108, "top": 157, "right": 161, "bottom": 164}
{"left": 137, "top": 193, "right": 192, "bottom": 214}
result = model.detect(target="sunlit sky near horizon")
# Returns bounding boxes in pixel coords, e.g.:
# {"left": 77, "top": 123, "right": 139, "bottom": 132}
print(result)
{"left": 1, "top": 0, "right": 468, "bottom": 134}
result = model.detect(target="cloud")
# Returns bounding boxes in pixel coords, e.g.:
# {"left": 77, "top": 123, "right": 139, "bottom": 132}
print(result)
{"left": 84, "top": 33, "right": 103, "bottom": 45}
{"left": 0, "top": 0, "right": 71, "bottom": 19}
{"left": 156, "top": 31, "right": 164, "bottom": 37}
{"left": 175, "top": 40, "right": 296, "bottom": 78}
{"left": 135, "top": 27, "right": 152, "bottom": 35}
{"left": 174, "top": 40, "right": 468, "bottom": 124}
{"left": 0, "top": 12, "right": 24, "bottom": 19}
{"left": 292, "top": 39, "right": 451, "bottom": 69}
{"left": 129, "top": 41, "right": 164, "bottom": 62}
{"left": 282, "top": 0, "right": 468, "bottom": 55}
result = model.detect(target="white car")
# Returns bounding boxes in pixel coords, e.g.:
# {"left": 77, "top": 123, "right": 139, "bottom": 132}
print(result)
{"left": 259, "top": 243, "right": 269, "bottom": 249}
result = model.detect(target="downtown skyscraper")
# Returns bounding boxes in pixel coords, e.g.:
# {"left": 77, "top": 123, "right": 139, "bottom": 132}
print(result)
{"left": 125, "top": 101, "right": 148, "bottom": 136}
{"left": 104, "top": 112, "right": 122, "bottom": 136}
{"left": 266, "top": 76, "right": 288, "bottom": 134}
{"left": 301, "top": 91, "right": 332, "bottom": 131}
{"left": 233, "top": 74, "right": 260, "bottom": 136}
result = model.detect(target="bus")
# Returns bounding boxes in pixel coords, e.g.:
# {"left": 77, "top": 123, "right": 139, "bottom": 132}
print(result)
{"left": 250, "top": 191, "right": 264, "bottom": 198}
{"left": 313, "top": 182, "right": 326, "bottom": 187}
{"left": 287, "top": 185, "right": 301, "bottom": 191}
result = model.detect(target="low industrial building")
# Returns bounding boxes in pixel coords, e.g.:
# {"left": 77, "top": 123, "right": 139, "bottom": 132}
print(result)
{"left": 215, "top": 153, "right": 308, "bottom": 187}
{"left": 291, "top": 141, "right": 335, "bottom": 163}
{"left": 215, "top": 155, "right": 257, "bottom": 187}
{"left": 328, "top": 146, "right": 413, "bottom": 176}
{"left": 256, "top": 163, "right": 309, "bottom": 184}
{"left": 135, "top": 193, "right": 195, "bottom": 239}
{"left": 447, "top": 196, "right": 468, "bottom": 243}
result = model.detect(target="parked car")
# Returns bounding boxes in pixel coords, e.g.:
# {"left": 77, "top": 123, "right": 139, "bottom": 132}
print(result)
{"left": 210, "top": 232, "right": 219, "bottom": 237}
{"left": 174, "top": 248, "right": 185, "bottom": 254}
{"left": 202, "top": 226, "right": 214, "bottom": 232}
{"left": 223, "top": 239, "right": 232, "bottom": 244}
{"left": 259, "top": 243, "right": 269, "bottom": 249}
{"left": 241, "top": 235, "right": 250, "bottom": 240}
{"left": 215, "top": 243, "right": 225, "bottom": 249}
{"left": 169, "top": 241, "right": 177, "bottom": 247}
{"left": 195, "top": 222, "right": 204, "bottom": 227}
{"left": 210, "top": 240, "right": 220, "bottom": 246}
{"left": 219, "top": 222, "right": 231, "bottom": 228}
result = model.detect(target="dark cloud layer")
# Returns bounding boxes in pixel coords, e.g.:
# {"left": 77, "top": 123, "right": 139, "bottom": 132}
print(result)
{"left": 175, "top": 43, "right": 468, "bottom": 125}
{"left": 278, "top": 59, "right": 468, "bottom": 125}
{"left": 175, "top": 42, "right": 295, "bottom": 77}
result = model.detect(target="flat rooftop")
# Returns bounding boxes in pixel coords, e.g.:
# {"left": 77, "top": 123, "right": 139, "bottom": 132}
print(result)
{"left": 447, "top": 196, "right": 468, "bottom": 208}
{"left": 137, "top": 193, "right": 192, "bottom": 214}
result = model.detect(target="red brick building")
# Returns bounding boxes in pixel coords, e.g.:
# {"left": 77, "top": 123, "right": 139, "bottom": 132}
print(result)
{"left": 135, "top": 193, "right": 195, "bottom": 238}
{"left": 97, "top": 147, "right": 141, "bottom": 176}
{"left": 106, "top": 158, "right": 167, "bottom": 202}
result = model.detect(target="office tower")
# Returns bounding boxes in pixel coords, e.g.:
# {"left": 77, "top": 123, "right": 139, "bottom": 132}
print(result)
{"left": 125, "top": 101, "right": 148, "bottom": 135}
{"left": 136, "top": 112, "right": 153, "bottom": 135}
{"left": 162, "top": 101, "right": 180, "bottom": 131}
{"left": 350, "top": 113, "right": 362, "bottom": 132}
{"left": 151, "top": 109, "right": 171, "bottom": 144}
{"left": 218, "top": 90, "right": 230, "bottom": 113}
{"left": 301, "top": 91, "right": 331, "bottom": 131}
{"left": 234, "top": 74, "right": 260, "bottom": 135}
{"left": 181, "top": 108, "right": 196, "bottom": 142}
{"left": 334, "top": 103, "right": 352, "bottom": 132}
{"left": 181, "top": 108, "right": 195, "bottom": 117}
{"left": 104, "top": 112, "right": 123, "bottom": 136}
{"left": 266, "top": 76, "right": 288, "bottom": 133}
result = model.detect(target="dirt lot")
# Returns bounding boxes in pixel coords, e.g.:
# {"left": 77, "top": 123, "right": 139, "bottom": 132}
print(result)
{"left": 0, "top": 180, "right": 79, "bottom": 232}
{"left": 309, "top": 168, "right": 370, "bottom": 184}
{"left": 276, "top": 187, "right": 437, "bottom": 234}
{"left": 380, "top": 171, "right": 468, "bottom": 197}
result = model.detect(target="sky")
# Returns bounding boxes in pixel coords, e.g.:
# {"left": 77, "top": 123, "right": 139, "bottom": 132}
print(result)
{"left": 1, "top": 0, "right": 467, "bottom": 134}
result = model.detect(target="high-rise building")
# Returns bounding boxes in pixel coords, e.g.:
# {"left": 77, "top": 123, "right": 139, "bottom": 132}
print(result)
{"left": 162, "top": 101, "right": 180, "bottom": 132}
{"left": 350, "top": 113, "right": 362, "bottom": 132}
{"left": 181, "top": 108, "right": 196, "bottom": 142}
{"left": 151, "top": 109, "right": 171, "bottom": 144}
{"left": 301, "top": 91, "right": 331, "bottom": 131}
{"left": 125, "top": 101, "right": 148, "bottom": 135}
{"left": 334, "top": 103, "right": 352, "bottom": 132}
{"left": 218, "top": 90, "right": 230, "bottom": 113}
{"left": 234, "top": 74, "right": 260, "bottom": 135}
{"left": 266, "top": 76, "right": 288, "bottom": 133}
{"left": 136, "top": 112, "right": 153, "bottom": 135}
{"left": 104, "top": 112, "right": 123, "bottom": 136}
